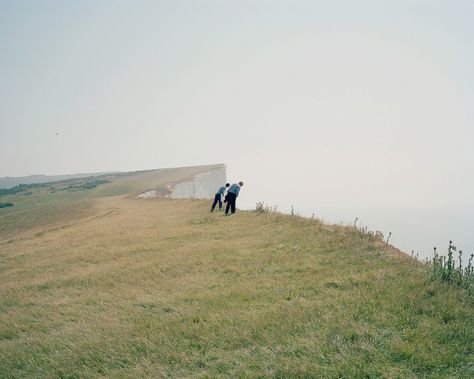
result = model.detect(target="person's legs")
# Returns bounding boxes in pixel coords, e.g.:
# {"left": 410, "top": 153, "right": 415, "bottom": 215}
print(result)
{"left": 211, "top": 194, "right": 219, "bottom": 211}
{"left": 225, "top": 193, "right": 235, "bottom": 215}
{"left": 218, "top": 196, "right": 222, "bottom": 209}
{"left": 230, "top": 196, "right": 236, "bottom": 213}
{"left": 225, "top": 196, "right": 231, "bottom": 214}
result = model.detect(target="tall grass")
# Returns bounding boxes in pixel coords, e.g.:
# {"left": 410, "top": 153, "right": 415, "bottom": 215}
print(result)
{"left": 432, "top": 241, "right": 474, "bottom": 294}
{"left": 1, "top": 198, "right": 473, "bottom": 377}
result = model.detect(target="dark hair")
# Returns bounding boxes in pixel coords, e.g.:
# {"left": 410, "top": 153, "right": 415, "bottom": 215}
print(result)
{"left": 225, "top": 183, "right": 230, "bottom": 187}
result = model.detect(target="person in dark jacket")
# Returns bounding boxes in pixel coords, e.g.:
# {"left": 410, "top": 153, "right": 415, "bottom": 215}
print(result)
{"left": 211, "top": 183, "right": 230, "bottom": 211}
{"left": 225, "top": 181, "right": 244, "bottom": 215}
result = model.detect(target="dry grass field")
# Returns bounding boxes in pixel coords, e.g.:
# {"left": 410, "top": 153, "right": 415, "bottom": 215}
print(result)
{"left": 0, "top": 171, "right": 473, "bottom": 377}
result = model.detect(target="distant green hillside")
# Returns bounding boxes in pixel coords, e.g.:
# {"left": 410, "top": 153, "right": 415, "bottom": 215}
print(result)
{"left": 0, "top": 164, "right": 472, "bottom": 378}
{"left": 0, "top": 172, "right": 118, "bottom": 189}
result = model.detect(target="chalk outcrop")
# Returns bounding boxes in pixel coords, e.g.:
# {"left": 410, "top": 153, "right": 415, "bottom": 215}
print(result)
{"left": 167, "top": 166, "right": 226, "bottom": 199}
{"left": 136, "top": 165, "right": 226, "bottom": 200}
{"left": 137, "top": 190, "right": 157, "bottom": 199}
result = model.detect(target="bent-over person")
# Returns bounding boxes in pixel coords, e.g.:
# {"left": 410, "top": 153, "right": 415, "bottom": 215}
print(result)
{"left": 225, "top": 181, "right": 244, "bottom": 215}
{"left": 211, "top": 183, "right": 230, "bottom": 212}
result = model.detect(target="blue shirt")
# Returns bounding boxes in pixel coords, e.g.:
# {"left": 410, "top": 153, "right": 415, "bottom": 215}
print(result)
{"left": 227, "top": 183, "right": 241, "bottom": 196}
{"left": 216, "top": 186, "right": 226, "bottom": 195}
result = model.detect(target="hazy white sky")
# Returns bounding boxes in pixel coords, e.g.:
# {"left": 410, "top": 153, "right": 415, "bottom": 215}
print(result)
{"left": 1, "top": 1, "right": 473, "bottom": 253}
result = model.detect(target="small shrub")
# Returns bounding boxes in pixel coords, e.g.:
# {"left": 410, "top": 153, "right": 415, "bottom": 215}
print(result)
{"left": 0, "top": 184, "right": 29, "bottom": 196}
{"left": 62, "top": 179, "right": 111, "bottom": 192}
{"left": 255, "top": 201, "right": 277, "bottom": 214}
{"left": 0, "top": 202, "right": 14, "bottom": 208}
{"left": 432, "top": 241, "right": 474, "bottom": 293}
{"left": 255, "top": 201, "right": 265, "bottom": 213}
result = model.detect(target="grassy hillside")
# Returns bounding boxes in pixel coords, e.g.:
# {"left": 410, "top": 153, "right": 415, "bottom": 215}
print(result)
{"left": 0, "top": 172, "right": 118, "bottom": 189}
{"left": 0, "top": 176, "right": 473, "bottom": 377}
{"left": 0, "top": 164, "right": 223, "bottom": 238}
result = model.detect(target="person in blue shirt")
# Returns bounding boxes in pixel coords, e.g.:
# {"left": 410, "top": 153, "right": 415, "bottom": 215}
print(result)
{"left": 225, "top": 181, "right": 244, "bottom": 215}
{"left": 210, "top": 183, "right": 230, "bottom": 212}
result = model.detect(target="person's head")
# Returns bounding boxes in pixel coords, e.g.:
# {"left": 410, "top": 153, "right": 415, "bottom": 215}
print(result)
{"left": 225, "top": 183, "right": 230, "bottom": 187}
{"left": 239, "top": 181, "right": 244, "bottom": 186}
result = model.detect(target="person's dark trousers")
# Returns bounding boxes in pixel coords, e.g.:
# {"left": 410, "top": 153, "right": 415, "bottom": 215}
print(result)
{"left": 225, "top": 192, "right": 237, "bottom": 214}
{"left": 211, "top": 194, "right": 222, "bottom": 211}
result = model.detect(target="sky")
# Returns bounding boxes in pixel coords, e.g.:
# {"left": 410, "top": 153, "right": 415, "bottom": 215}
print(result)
{"left": 1, "top": 0, "right": 473, "bottom": 257}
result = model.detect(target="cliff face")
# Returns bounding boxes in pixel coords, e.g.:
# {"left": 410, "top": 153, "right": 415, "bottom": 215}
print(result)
{"left": 137, "top": 190, "right": 156, "bottom": 199}
{"left": 168, "top": 165, "right": 226, "bottom": 199}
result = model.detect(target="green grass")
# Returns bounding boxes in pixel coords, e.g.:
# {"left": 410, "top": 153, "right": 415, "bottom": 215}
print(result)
{"left": 0, "top": 169, "right": 473, "bottom": 378}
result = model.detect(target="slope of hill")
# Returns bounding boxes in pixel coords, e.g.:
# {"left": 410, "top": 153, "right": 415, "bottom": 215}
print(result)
{"left": 0, "top": 164, "right": 224, "bottom": 238}
{"left": 0, "top": 168, "right": 472, "bottom": 377}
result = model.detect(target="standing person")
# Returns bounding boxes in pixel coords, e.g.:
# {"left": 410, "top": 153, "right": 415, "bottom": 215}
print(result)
{"left": 225, "top": 181, "right": 244, "bottom": 215}
{"left": 211, "top": 183, "right": 230, "bottom": 212}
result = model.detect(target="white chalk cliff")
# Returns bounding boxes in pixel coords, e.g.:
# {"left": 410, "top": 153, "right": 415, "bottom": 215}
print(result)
{"left": 136, "top": 165, "right": 227, "bottom": 200}
{"left": 168, "top": 166, "right": 226, "bottom": 199}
